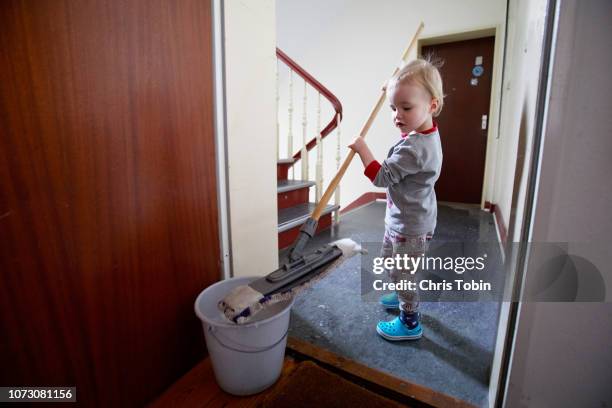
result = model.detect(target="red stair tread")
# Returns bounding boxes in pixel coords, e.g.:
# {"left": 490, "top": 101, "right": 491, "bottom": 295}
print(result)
{"left": 278, "top": 188, "right": 310, "bottom": 210}
{"left": 277, "top": 159, "right": 295, "bottom": 181}
{"left": 278, "top": 213, "right": 333, "bottom": 249}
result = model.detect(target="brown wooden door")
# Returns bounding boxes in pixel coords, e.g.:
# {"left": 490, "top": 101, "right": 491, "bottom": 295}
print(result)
{"left": 0, "top": 1, "right": 220, "bottom": 406}
{"left": 423, "top": 36, "right": 495, "bottom": 204}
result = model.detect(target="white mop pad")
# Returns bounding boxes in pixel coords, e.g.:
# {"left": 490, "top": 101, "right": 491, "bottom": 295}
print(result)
{"left": 218, "top": 239, "right": 366, "bottom": 324}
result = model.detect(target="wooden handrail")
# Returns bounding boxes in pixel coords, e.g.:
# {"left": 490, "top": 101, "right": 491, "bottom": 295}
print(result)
{"left": 276, "top": 48, "right": 343, "bottom": 163}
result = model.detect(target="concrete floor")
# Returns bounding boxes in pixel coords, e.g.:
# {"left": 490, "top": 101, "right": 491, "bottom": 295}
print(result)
{"left": 283, "top": 201, "right": 503, "bottom": 407}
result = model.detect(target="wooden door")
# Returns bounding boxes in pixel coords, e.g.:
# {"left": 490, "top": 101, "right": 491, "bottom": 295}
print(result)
{"left": 423, "top": 36, "right": 495, "bottom": 204}
{"left": 0, "top": 1, "right": 220, "bottom": 406}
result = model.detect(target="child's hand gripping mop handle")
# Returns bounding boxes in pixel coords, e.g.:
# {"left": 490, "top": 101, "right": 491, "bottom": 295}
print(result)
{"left": 289, "top": 22, "right": 425, "bottom": 261}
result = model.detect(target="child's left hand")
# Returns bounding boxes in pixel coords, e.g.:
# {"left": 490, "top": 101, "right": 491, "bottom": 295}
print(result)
{"left": 348, "top": 136, "right": 367, "bottom": 153}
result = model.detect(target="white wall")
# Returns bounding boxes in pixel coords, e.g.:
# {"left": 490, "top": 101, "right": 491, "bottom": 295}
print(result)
{"left": 486, "top": 3, "right": 551, "bottom": 399}
{"left": 505, "top": 0, "right": 612, "bottom": 406}
{"left": 225, "top": 0, "right": 278, "bottom": 276}
{"left": 485, "top": 0, "right": 549, "bottom": 238}
{"left": 276, "top": 0, "right": 506, "bottom": 211}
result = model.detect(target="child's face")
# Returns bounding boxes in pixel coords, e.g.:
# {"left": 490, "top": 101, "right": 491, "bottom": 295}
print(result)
{"left": 388, "top": 81, "right": 437, "bottom": 133}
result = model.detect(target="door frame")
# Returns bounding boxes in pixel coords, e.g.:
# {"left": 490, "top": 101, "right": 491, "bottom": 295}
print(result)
{"left": 212, "top": 0, "right": 233, "bottom": 280}
{"left": 417, "top": 26, "right": 506, "bottom": 209}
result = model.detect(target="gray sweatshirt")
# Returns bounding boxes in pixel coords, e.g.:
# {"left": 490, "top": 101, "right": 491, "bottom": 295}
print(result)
{"left": 364, "top": 127, "right": 443, "bottom": 236}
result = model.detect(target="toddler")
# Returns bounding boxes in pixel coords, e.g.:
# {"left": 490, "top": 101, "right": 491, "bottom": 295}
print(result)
{"left": 349, "top": 58, "right": 443, "bottom": 341}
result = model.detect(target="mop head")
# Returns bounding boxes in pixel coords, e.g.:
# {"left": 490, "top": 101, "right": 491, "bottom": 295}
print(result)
{"left": 218, "top": 238, "right": 366, "bottom": 324}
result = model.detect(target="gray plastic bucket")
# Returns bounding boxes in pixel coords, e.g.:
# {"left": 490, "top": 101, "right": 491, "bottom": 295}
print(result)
{"left": 194, "top": 276, "right": 294, "bottom": 396}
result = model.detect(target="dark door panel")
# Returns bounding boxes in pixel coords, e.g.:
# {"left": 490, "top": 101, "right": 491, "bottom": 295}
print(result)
{"left": 423, "top": 36, "right": 495, "bottom": 204}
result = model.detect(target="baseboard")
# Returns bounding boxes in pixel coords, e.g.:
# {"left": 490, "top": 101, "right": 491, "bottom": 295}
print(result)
{"left": 341, "top": 192, "right": 386, "bottom": 215}
{"left": 489, "top": 203, "right": 507, "bottom": 243}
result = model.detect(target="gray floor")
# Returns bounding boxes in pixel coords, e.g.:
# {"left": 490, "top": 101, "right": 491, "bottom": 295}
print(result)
{"left": 283, "top": 201, "right": 503, "bottom": 407}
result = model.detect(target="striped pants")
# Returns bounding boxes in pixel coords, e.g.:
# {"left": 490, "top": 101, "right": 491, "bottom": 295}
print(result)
{"left": 380, "top": 229, "right": 431, "bottom": 313}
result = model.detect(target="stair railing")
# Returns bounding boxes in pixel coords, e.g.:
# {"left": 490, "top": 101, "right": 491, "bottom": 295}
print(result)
{"left": 276, "top": 48, "right": 343, "bottom": 220}
{"left": 334, "top": 112, "right": 341, "bottom": 225}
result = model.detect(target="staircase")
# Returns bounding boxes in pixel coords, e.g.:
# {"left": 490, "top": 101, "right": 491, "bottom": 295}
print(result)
{"left": 275, "top": 48, "right": 343, "bottom": 249}
{"left": 277, "top": 161, "right": 339, "bottom": 249}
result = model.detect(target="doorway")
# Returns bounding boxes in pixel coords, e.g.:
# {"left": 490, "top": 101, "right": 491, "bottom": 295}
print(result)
{"left": 421, "top": 35, "right": 496, "bottom": 204}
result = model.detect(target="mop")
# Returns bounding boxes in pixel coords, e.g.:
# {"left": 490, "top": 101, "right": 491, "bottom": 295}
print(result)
{"left": 219, "top": 22, "right": 425, "bottom": 324}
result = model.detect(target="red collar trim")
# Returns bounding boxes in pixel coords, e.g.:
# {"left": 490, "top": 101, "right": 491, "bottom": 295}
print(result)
{"left": 400, "top": 121, "right": 438, "bottom": 139}
{"left": 417, "top": 121, "right": 438, "bottom": 135}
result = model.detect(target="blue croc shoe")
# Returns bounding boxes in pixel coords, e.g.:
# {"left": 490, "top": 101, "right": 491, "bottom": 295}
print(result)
{"left": 379, "top": 292, "right": 399, "bottom": 310}
{"left": 376, "top": 312, "right": 423, "bottom": 341}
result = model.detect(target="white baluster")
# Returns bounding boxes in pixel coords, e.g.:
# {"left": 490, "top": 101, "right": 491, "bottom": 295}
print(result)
{"left": 287, "top": 70, "right": 294, "bottom": 160}
{"left": 315, "top": 92, "right": 323, "bottom": 202}
{"left": 301, "top": 79, "right": 308, "bottom": 181}
{"left": 334, "top": 113, "right": 341, "bottom": 225}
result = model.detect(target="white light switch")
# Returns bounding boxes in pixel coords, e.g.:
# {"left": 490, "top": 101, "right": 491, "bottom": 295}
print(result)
{"left": 475, "top": 56, "right": 483, "bottom": 65}
{"left": 481, "top": 115, "right": 488, "bottom": 130}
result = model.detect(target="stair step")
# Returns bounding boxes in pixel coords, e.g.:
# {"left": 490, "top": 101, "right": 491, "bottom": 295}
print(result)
{"left": 278, "top": 202, "right": 340, "bottom": 233}
{"left": 278, "top": 180, "right": 313, "bottom": 210}
{"left": 277, "top": 179, "right": 315, "bottom": 193}
{"left": 278, "top": 210, "right": 336, "bottom": 249}
{"left": 277, "top": 159, "right": 295, "bottom": 181}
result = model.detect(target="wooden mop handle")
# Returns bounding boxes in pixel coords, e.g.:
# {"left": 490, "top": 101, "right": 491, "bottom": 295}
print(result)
{"left": 311, "top": 22, "right": 425, "bottom": 221}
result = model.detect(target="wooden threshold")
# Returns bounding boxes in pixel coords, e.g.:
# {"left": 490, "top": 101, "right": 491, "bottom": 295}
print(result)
{"left": 287, "top": 337, "right": 476, "bottom": 408}
{"left": 149, "top": 357, "right": 299, "bottom": 407}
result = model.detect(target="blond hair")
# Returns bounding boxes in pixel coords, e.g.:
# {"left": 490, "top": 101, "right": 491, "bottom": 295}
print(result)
{"left": 387, "top": 57, "right": 444, "bottom": 117}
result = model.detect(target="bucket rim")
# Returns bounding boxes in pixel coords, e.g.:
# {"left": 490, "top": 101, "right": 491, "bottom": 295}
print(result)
{"left": 194, "top": 276, "right": 294, "bottom": 328}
